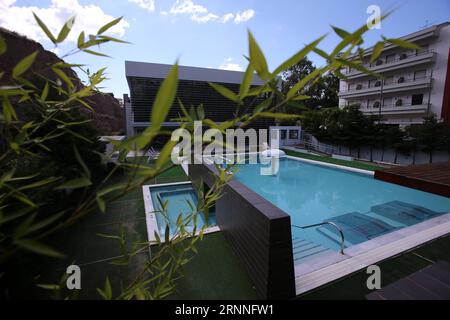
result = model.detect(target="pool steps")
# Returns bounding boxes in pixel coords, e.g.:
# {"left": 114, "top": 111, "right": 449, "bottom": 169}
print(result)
{"left": 292, "top": 238, "right": 332, "bottom": 264}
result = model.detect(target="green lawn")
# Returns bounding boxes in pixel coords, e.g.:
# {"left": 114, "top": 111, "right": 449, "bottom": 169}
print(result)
{"left": 282, "top": 148, "right": 385, "bottom": 171}
{"left": 168, "top": 232, "right": 257, "bottom": 300}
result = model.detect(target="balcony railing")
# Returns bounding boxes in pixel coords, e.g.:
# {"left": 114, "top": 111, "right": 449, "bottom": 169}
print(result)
{"left": 359, "top": 103, "right": 429, "bottom": 115}
{"left": 340, "top": 76, "right": 432, "bottom": 94}
{"left": 342, "top": 50, "right": 435, "bottom": 76}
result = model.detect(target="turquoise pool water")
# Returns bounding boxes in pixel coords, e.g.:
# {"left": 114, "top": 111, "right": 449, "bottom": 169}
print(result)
{"left": 234, "top": 158, "right": 450, "bottom": 253}
{"left": 150, "top": 184, "right": 216, "bottom": 237}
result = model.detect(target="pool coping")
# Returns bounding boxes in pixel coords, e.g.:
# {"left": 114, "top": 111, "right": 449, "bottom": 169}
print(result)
{"left": 285, "top": 155, "right": 375, "bottom": 176}
{"left": 142, "top": 181, "right": 220, "bottom": 244}
{"left": 294, "top": 212, "right": 450, "bottom": 296}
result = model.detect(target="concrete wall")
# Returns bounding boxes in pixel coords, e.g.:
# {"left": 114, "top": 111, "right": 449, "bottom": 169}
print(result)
{"left": 189, "top": 163, "right": 296, "bottom": 300}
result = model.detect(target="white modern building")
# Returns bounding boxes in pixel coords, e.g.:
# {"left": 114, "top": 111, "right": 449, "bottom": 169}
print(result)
{"left": 338, "top": 22, "right": 450, "bottom": 125}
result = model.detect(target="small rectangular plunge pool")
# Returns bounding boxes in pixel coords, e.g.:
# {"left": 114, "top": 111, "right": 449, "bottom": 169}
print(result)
{"left": 142, "top": 182, "right": 219, "bottom": 242}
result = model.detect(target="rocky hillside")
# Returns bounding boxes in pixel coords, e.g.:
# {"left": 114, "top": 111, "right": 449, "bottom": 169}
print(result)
{"left": 0, "top": 27, "right": 124, "bottom": 135}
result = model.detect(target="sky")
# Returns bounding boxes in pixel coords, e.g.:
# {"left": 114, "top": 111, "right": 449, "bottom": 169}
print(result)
{"left": 1, "top": 0, "right": 449, "bottom": 98}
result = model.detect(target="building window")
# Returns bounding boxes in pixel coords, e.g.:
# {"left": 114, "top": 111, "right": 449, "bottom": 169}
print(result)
{"left": 386, "top": 54, "right": 396, "bottom": 63}
{"left": 356, "top": 84, "right": 363, "bottom": 90}
{"left": 384, "top": 76, "right": 394, "bottom": 85}
{"left": 416, "top": 44, "right": 429, "bottom": 55}
{"left": 399, "top": 53, "right": 408, "bottom": 60}
{"left": 375, "top": 59, "right": 383, "bottom": 66}
{"left": 289, "top": 130, "right": 299, "bottom": 140}
{"left": 411, "top": 94, "right": 424, "bottom": 105}
{"left": 373, "top": 101, "right": 380, "bottom": 108}
{"left": 280, "top": 130, "right": 287, "bottom": 140}
{"left": 396, "top": 99, "right": 403, "bottom": 107}
{"left": 383, "top": 98, "right": 392, "bottom": 107}
{"left": 374, "top": 81, "right": 382, "bottom": 87}
{"left": 414, "top": 70, "right": 426, "bottom": 80}
{"left": 398, "top": 77, "right": 405, "bottom": 84}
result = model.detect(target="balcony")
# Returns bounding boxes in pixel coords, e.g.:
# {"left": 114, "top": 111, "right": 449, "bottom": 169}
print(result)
{"left": 360, "top": 104, "right": 429, "bottom": 116}
{"left": 339, "top": 76, "right": 432, "bottom": 99}
{"left": 341, "top": 50, "right": 436, "bottom": 80}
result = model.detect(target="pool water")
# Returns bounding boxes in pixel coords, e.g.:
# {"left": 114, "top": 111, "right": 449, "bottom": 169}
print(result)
{"left": 234, "top": 158, "right": 450, "bottom": 256}
{"left": 150, "top": 184, "right": 216, "bottom": 237}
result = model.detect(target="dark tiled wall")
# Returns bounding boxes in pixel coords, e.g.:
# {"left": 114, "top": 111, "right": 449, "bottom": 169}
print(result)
{"left": 189, "top": 164, "right": 295, "bottom": 299}
{"left": 127, "top": 76, "right": 274, "bottom": 130}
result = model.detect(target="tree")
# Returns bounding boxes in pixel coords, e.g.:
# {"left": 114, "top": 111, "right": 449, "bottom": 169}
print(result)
{"left": 281, "top": 57, "right": 339, "bottom": 111}
{"left": 418, "top": 114, "right": 443, "bottom": 163}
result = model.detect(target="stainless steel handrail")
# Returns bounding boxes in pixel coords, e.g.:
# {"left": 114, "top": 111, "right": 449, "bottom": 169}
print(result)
{"left": 292, "top": 222, "right": 345, "bottom": 254}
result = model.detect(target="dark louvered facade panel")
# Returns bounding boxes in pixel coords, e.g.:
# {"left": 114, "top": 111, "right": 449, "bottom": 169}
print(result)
{"left": 128, "top": 76, "right": 273, "bottom": 130}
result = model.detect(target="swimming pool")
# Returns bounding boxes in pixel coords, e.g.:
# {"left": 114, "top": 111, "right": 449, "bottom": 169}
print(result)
{"left": 234, "top": 157, "right": 450, "bottom": 264}
{"left": 144, "top": 182, "right": 217, "bottom": 240}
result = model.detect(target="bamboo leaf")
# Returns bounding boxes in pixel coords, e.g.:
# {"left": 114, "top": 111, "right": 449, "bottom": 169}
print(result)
{"left": 41, "top": 81, "right": 49, "bottom": 101}
{"left": 33, "top": 12, "right": 57, "bottom": 43}
{"left": 36, "top": 284, "right": 60, "bottom": 290}
{"left": 54, "top": 177, "right": 92, "bottom": 190}
{"left": 98, "top": 17, "right": 123, "bottom": 35}
{"left": 287, "top": 67, "right": 329, "bottom": 100}
{"left": 208, "top": 82, "right": 240, "bottom": 103}
{"left": 77, "top": 31, "right": 85, "bottom": 49}
{"left": 371, "top": 41, "right": 385, "bottom": 62}
{"left": 13, "top": 51, "right": 38, "bottom": 79}
{"left": 151, "top": 63, "right": 178, "bottom": 131}
{"left": 0, "top": 35, "right": 6, "bottom": 55}
{"left": 332, "top": 26, "right": 351, "bottom": 39}
{"left": 82, "top": 49, "right": 110, "bottom": 57}
{"left": 73, "top": 145, "right": 91, "bottom": 179}
{"left": 15, "top": 239, "right": 64, "bottom": 258}
{"left": 385, "top": 38, "right": 420, "bottom": 49}
{"left": 253, "top": 96, "right": 273, "bottom": 113}
{"left": 27, "top": 211, "right": 66, "bottom": 234}
{"left": 272, "top": 34, "right": 327, "bottom": 76}
{"left": 256, "top": 112, "right": 301, "bottom": 120}
{"left": 96, "top": 196, "right": 106, "bottom": 213}
{"left": 248, "top": 30, "right": 271, "bottom": 80}
{"left": 239, "top": 63, "right": 254, "bottom": 98}
{"left": 56, "top": 16, "right": 75, "bottom": 43}
{"left": 2, "top": 97, "right": 17, "bottom": 123}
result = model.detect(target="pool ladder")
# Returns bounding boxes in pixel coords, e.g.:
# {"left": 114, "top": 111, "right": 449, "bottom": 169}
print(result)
{"left": 292, "top": 221, "right": 346, "bottom": 254}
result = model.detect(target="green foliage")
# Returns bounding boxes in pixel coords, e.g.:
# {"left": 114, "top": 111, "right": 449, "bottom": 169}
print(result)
{"left": 281, "top": 57, "right": 340, "bottom": 112}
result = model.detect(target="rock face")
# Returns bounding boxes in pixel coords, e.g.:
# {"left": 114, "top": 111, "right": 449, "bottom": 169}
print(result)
{"left": 0, "top": 27, "right": 125, "bottom": 135}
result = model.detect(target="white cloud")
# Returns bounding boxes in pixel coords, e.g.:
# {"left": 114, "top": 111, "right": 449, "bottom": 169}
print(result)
{"left": 128, "top": 0, "right": 155, "bottom": 12}
{"left": 170, "top": 0, "right": 207, "bottom": 15}
{"left": 234, "top": 9, "right": 255, "bottom": 24}
{"left": 219, "top": 58, "right": 243, "bottom": 71}
{"left": 167, "top": 0, "right": 254, "bottom": 24}
{"left": 220, "top": 13, "right": 234, "bottom": 23}
{"left": 0, "top": 0, "right": 129, "bottom": 43}
{"left": 191, "top": 13, "right": 219, "bottom": 23}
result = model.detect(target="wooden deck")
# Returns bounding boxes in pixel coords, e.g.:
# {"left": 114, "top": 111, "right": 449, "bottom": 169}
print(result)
{"left": 374, "top": 162, "right": 450, "bottom": 198}
{"left": 366, "top": 261, "right": 450, "bottom": 300}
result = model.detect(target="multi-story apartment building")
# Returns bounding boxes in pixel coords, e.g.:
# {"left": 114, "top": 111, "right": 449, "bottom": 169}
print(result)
{"left": 124, "top": 61, "right": 272, "bottom": 138}
{"left": 338, "top": 22, "right": 450, "bottom": 126}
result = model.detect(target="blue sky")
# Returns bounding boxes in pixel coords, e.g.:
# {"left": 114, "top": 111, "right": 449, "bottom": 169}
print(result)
{"left": 1, "top": 0, "right": 449, "bottom": 98}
